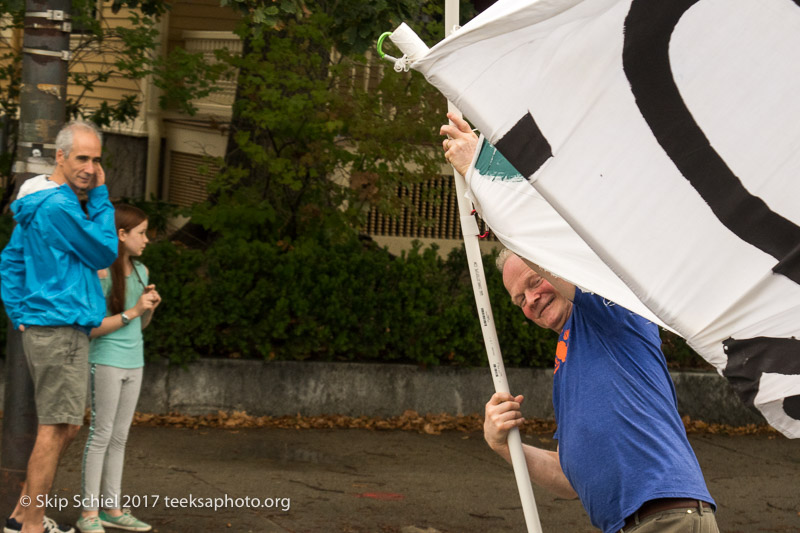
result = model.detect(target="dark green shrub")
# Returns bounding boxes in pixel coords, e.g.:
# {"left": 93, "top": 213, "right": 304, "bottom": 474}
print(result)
{"left": 661, "top": 329, "right": 713, "bottom": 370}
{"left": 140, "top": 240, "right": 209, "bottom": 364}
{"left": 0, "top": 217, "right": 711, "bottom": 370}
{"left": 139, "top": 238, "right": 566, "bottom": 368}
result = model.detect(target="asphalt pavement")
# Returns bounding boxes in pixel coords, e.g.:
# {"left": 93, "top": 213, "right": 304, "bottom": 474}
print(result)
{"left": 19, "top": 424, "right": 798, "bottom": 533}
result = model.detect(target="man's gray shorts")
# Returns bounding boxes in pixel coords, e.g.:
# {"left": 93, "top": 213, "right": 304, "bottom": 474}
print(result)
{"left": 22, "top": 326, "right": 89, "bottom": 426}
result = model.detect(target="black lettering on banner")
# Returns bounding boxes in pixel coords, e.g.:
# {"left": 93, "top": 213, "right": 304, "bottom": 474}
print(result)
{"left": 622, "top": 0, "right": 800, "bottom": 285}
{"left": 623, "top": 0, "right": 800, "bottom": 427}
{"left": 489, "top": 0, "right": 800, "bottom": 427}
{"left": 494, "top": 112, "right": 552, "bottom": 179}
{"left": 723, "top": 337, "right": 800, "bottom": 421}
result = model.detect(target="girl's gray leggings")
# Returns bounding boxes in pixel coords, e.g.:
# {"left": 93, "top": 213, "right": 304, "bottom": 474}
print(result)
{"left": 81, "top": 364, "right": 143, "bottom": 511}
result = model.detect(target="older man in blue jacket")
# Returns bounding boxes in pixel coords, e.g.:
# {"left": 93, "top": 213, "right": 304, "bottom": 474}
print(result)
{"left": 0, "top": 121, "right": 117, "bottom": 533}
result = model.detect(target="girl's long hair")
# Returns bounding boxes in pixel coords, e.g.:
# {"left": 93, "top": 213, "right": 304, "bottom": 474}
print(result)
{"left": 108, "top": 204, "right": 148, "bottom": 315}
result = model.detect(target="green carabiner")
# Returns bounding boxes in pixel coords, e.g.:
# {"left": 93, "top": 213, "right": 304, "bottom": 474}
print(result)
{"left": 376, "top": 31, "right": 396, "bottom": 61}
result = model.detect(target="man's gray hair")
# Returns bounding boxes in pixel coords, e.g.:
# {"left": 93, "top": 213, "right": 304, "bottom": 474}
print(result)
{"left": 495, "top": 248, "right": 516, "bottom": 273}
{"left": 55, "top": 120, "right": 102, "bottom": 158}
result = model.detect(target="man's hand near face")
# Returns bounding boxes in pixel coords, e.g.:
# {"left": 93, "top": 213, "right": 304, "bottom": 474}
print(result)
{"left": 91, "top": 162, "right": 105, "bottom": 189}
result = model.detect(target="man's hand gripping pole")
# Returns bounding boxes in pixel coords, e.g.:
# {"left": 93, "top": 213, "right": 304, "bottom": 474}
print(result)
{"left": 381, "top": 18, "right": 544, "bottom": 533}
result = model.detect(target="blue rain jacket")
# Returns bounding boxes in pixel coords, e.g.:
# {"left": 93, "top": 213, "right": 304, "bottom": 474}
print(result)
{"left": 0, "top": 184, "right": 117, "bottom": 330}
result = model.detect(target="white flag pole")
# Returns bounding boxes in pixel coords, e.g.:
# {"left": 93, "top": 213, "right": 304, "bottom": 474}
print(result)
{"left": 388, "top": 6, "right": 543, "bottom": 532}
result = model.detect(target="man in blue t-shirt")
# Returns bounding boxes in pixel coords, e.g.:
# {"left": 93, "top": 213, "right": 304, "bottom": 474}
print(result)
{"left": 484, "top": 250, "right": 719, "bottom": 533}
{"left": 441, "top": 113, "right": 718, "bottom": 533}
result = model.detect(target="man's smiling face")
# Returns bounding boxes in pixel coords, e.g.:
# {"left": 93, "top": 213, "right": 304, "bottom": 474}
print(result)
{"left": 502, "top": 254, "right": 572, "bottom": 333}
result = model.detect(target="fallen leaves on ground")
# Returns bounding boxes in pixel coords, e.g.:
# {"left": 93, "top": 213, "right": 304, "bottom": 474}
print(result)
{"left": 123, "top": 409, "right": 778, "bottom": 437}
{"left": 681, "top": 415, "right": 779, "bottom": 436}
{"left": 131, "top": 410, "right": 491, "bottom": 434}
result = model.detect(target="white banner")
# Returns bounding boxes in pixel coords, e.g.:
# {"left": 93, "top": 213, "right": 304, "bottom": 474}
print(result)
{"left": 410, "top": 0, "right": 800, "bottom": 437}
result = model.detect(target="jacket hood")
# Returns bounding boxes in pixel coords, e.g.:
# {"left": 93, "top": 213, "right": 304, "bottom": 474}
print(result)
{"left": 11, "top": 185, "right": 64, "bottom": 228}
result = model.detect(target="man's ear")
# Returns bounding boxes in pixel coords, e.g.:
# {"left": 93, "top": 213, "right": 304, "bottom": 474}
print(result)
{"left": 55, "top": 149, "right": 65, "bottom": 166}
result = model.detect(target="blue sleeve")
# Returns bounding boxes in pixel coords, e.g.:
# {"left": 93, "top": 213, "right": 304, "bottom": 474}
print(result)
{"left": 575, "top": 289, "right": 647, "bottom": 330}
{"left": 0, "top": 226, "right": 25, "bottom": 327}
{"left": 573, "top": 289, "right": 617, "bottom": 329}
{"left": 44, "top": 186, "right": 117, "bottom": 269}
{"left": 575, "top": 289, "right": 661, "bottom": 353}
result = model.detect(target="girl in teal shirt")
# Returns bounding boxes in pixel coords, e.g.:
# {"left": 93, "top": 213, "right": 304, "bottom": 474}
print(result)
{"left": 77, "top": 205, "right": 162, "bottom": 533}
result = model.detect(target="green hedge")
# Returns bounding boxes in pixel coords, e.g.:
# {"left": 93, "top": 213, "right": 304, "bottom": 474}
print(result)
{"left": 140, "top": 238, "right": 560, "bottom": 367}
{"left": 138, "top": 236, "right": 707, "bottom": 369}
{"left": 0, "top": 215, "right": 705, "bottom": 369}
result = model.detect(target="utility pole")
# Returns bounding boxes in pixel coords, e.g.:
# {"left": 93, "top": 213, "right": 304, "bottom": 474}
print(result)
{"left": 0, "top": 0, "right": 71, "bottom": 512}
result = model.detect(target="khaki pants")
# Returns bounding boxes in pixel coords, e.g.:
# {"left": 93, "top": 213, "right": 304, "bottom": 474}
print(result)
{"left": 620, "top": 503, "right": 719, "bottom": 533}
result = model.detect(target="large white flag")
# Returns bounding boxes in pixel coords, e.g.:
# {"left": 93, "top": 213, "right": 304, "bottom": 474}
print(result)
{"left": 408, "top": 0, "right": 800, "bottom": 437}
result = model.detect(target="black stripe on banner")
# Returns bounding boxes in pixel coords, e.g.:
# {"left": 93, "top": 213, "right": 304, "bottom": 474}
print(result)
{"left": 494, "top": 112, "right": 553, "bottom": 179}
{"left": 722, "top": 336, "right": 800, "bottom": 421}
{"left": 622, "top": 0, "right": 800, "bottom": 285}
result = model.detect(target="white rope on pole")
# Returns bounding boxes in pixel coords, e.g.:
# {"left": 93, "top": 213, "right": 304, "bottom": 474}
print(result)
{"left": 391, "top": 8, "right": 543, "bottom": 532}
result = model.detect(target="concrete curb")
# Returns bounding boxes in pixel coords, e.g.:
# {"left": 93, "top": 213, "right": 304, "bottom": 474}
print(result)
{"left": 0, "top": 358, "right": 763, "bottom": 425}
{"left": 123, "top": 359, "right": 764, "bottom": 426}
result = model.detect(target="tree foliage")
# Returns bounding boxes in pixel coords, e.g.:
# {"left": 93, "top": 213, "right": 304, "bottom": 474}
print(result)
{"left": 0, "top": 0, "right": 224, "bottom": 209}
{"left": 189, "top": 0, "right": 474, "bottom": 244}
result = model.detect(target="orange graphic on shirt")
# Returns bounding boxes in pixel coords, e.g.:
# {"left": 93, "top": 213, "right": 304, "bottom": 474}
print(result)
{"left": 554, "top": 329, "right": 569, "bottom": 374}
